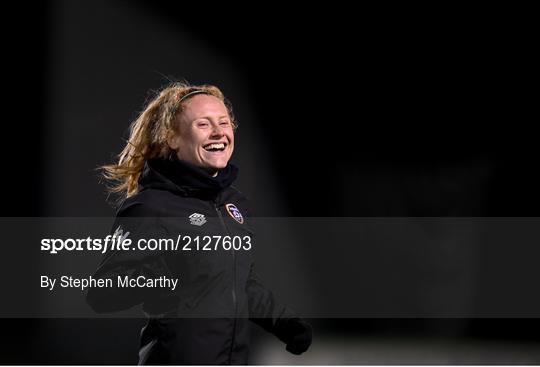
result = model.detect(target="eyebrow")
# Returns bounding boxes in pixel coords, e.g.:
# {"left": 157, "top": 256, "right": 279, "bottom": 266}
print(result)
{"left": 193, "top": 115, "right": 230, "bottom": 121}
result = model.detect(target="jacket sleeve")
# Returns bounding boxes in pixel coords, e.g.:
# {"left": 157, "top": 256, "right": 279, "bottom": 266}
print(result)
{"left": 239, "top": 193, "right": 302, "bottom": 340}
{"left": 86, "top": 203, "right": 171, "bottom": 313}
{"left": 246, "top": 262, "right": 298, "bottom": 338}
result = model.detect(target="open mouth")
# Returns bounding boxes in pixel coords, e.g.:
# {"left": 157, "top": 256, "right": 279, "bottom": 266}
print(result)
{"left": 203, "top": 143, "right": 227, "bottom": 152}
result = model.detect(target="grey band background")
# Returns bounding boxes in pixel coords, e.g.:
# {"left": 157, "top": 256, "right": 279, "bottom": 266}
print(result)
{"left": 1, "top": 217, "right": 539, "bottom": 318}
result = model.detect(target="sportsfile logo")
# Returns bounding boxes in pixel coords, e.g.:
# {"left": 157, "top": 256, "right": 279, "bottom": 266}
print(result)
{"left": 189, "top": 213, "right": 207, "bottom": 226}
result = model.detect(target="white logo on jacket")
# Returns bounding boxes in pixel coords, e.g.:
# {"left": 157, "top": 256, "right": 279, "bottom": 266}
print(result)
{"left": 113, "top": 225, "right": 130, "bottom": 242}
{"left": 189, "top": 213, "right": 207, "bottom": 226}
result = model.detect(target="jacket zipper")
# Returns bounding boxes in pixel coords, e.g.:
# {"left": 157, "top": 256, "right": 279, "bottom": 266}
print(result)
{"left": 214, "top": 202, "right": 237, "bottom": 363}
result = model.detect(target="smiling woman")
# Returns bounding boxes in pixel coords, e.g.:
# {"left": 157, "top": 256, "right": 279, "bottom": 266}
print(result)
{"left": 88, "top": 82, "right": 312, "bottom": 365}
{"left": 167, "top": 92, "right": 235, "bottom": 176}
{"left": 101, "top": 83, "right": 238, "bottom": 196}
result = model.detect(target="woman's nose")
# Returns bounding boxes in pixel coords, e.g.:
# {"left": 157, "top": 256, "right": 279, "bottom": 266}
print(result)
{"left": 211, "top": 123, "right": 224, "bottom": 137}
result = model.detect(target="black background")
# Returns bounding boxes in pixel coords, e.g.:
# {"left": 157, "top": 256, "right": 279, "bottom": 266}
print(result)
{"left": 1, "top": 1, "right": 539, "bottom": 364}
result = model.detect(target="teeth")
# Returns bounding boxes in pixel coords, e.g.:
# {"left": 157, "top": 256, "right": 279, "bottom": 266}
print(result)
{"left": 204, "top": 143, "right": 225, "bottom": 150}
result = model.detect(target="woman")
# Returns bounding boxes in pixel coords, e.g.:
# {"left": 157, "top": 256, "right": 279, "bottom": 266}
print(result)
{"left": 87, "top": 82, "right": 312, "bottom": 364}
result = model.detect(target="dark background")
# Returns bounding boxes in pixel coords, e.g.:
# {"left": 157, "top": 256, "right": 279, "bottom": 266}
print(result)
{"left": 1, "top": 0, "right": 539, "bottom": 364}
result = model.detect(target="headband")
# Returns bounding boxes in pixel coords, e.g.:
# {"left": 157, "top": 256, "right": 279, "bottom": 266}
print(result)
{"left": 178, "top": 90, "right": 209, "bottom": 103}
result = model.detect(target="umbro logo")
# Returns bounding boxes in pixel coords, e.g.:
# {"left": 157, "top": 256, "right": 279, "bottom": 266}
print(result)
{"left": 189, "top": 213, "right": 207, "bottom": 226}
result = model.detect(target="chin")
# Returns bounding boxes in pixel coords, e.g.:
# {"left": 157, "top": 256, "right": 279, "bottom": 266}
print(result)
{"left": 204, "top": 162, "right": 227, "bottom": 172}
{"left": 214, "top": 164, "right": 228, "bottom": 170}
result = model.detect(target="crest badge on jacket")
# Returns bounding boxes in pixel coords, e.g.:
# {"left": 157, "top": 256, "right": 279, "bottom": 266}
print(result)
{"left": 225, "top": 204, "right": 244, "bottom": 224}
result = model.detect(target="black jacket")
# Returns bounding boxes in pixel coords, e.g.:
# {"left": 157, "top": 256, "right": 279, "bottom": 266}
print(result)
{"left": 86, "top": 158, "right": 304, "bottom": 365}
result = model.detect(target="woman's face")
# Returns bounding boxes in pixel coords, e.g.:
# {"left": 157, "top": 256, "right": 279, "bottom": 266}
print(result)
{"left": 169, "top": 94, "right": 234, "bottom": 175}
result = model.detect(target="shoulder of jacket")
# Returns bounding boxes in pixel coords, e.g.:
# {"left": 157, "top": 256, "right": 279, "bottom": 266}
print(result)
{"left": 228, "top": 185, "right": 249, "bottom": 200}
{"left": 224, "top": 185, "right": 254, "bottom": 217}
{"left": 116, "top": 189, "right": 172, "bottom": 217}
{"left": 224, "top": 186, "right": 251, "bottom": 207}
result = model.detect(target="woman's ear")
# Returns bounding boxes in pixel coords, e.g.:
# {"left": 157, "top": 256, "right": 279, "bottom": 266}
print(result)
{"left": 167, "top": 114, "right": 184, "bottom": 150}
{"left": 166, "top": 129, "right": 180, "bottom": 151}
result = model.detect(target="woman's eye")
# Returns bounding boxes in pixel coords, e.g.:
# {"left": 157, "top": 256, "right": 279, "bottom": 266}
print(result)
{"left": 197, "top": 122, "right": 209, "bottom": 128}
{"left": 220, "top": 121, "right": 230, "bottom": 126}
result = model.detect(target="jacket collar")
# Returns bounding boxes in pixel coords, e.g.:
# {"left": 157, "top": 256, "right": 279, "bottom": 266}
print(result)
{"left": 139, "top": 157, "right": 238, "bottom": 200}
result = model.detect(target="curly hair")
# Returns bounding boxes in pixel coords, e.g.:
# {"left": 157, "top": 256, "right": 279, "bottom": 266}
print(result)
{"left": 101, "top": 82, "right": 236, "bottom": 198}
